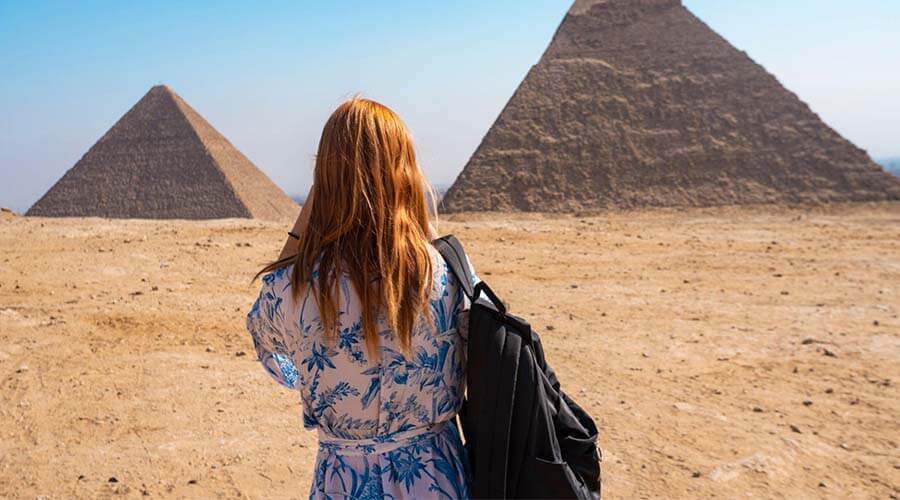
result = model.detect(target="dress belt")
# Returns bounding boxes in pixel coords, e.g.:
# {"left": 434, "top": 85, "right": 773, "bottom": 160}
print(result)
{"left": 318, "top": 420, "right": 448, "bottom": 456}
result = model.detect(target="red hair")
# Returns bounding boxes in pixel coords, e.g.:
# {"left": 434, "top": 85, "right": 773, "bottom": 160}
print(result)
{"left": 260, "top": 98, "right": 436, "bottom": 356}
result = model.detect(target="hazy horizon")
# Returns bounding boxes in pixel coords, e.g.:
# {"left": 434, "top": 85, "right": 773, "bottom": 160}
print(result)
{"left": 2, "top": 0, "right": 898, "bottom": 212}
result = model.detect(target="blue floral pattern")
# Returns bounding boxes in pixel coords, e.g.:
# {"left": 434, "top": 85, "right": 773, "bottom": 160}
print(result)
{"left": 247, "top": 246, "right": 473, "bottom": 499}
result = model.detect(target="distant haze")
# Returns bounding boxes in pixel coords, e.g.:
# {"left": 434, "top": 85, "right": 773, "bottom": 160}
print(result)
{"left": 1, "top": 1, "right": 898, "bottom": 212}
{"left": 878, "top": 158, "right": 900, "bottom": 176}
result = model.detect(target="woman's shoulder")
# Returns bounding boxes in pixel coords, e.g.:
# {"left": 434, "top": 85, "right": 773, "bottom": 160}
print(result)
{"left": 427, "top": 243, "right": 449, "bottom": 273}
{"left": 259, "top": 264, "right": 296, "bottom": 299}
{"left": 428, "top": 243, "right": 463, "bottom": 295}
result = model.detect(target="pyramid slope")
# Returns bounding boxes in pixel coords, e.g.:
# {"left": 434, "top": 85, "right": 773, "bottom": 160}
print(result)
{"left": 167, "top": 90, "right": 298, "bottom": 220}
{"left": 27, "top": 86, "right": 298, "bottom": 220}
{"left": 442, "top": 0, "right": 900, "bottom": 212}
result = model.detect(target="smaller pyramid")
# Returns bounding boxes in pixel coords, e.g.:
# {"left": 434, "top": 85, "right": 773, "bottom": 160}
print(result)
{"left": 27, "top": 85, "right": 298, "bottom": 220}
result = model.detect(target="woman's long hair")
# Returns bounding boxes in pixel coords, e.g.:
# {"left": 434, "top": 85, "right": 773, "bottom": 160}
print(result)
{"left": 258, "top": 97, "right": 436, "bottom": 357}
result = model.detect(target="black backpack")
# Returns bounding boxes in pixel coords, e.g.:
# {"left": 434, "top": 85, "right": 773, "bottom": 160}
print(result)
{"left": 434, "top": 235, "right": 602, "bottom": 499}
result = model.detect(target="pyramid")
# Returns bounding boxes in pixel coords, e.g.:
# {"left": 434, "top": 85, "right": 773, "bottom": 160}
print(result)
{"left": 27, "top": 85, "right": 298, "bottom": 220}
{"left": 442, "top": 0, "right": 900, "bottom": 212}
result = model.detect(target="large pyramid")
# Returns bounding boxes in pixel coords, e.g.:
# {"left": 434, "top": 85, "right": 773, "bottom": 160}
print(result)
{"left": 442, "top": 0, "right": 900, "bottom": 212}
{"left": 27, "top": 85, "right": 298, "bottom": 220}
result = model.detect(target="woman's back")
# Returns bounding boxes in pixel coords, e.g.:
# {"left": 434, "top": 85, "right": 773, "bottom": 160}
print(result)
{"left": 247, "top": 245, "right": 471, "bottom": 498}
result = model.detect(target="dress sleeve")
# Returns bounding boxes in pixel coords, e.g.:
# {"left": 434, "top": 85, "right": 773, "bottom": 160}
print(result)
{"left": 246, "top": 272, "right": 300, "bottom": 390}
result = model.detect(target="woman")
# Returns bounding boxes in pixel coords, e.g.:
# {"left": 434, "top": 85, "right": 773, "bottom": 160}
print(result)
{"left": 246, "top": 98, "right": 473, "bottom": 499}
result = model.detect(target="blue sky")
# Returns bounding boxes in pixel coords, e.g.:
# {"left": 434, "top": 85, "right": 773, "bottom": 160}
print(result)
{"left": 1, "top": 0, "right": 898, "bottom": 212}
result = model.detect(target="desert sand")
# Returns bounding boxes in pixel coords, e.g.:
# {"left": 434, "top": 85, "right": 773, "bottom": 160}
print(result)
{"left": 1, "top": 204, "right": 898, "bottom": 498}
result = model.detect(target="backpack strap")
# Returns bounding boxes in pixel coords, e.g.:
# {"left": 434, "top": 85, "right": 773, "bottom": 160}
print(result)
{"left": 432, "top": 234, "right": 476, "bottom": 300}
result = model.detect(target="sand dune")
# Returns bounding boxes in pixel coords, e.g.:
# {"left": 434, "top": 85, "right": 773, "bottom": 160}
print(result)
{"left": 1, "top": 204, "right": 898, "bottom": 498}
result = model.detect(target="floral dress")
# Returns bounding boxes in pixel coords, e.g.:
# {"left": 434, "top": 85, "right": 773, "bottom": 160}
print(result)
{"left": 246, "top": 246, "right": 474, "bottom": 499}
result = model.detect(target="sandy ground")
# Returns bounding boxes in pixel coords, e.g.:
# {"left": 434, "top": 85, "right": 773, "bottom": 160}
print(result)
{"left": 0, "top": 203, "right": 898, "bottom": 499}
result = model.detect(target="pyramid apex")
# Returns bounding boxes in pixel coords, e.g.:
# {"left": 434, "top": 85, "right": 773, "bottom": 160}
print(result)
{"left": 570, "top": 0, "right": 681, "bottom": 15}
{"left": 147, "top": 84, "right": 178, "bottom": 97}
